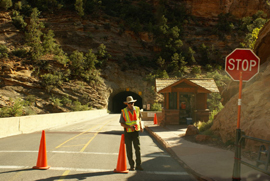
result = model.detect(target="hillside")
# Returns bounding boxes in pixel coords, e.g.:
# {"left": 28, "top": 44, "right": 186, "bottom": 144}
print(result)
{"left": 0, "top": 0, "right": 270, "bottom": 149}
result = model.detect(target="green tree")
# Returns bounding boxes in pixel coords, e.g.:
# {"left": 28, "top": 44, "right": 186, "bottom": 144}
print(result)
{"left": 241, "top": 11, "right": 267, "bottom": 48}
{"left": 0, "top": 0, "right": 13, "bottom": 10}
{"left": 187, "top": 47, "right": 196, "bottom": 64}
{"left": 25, "top": 8, "right": 44, "bottom": 61}
{"left": 85, "top": 49, "right": 98, "bottom": 71}
{"left": 157, "top": 56, "right": 165, "bottom": 69}
{"left": 96, "top": 44, "right": 111, "bottom": 67}
{"left": 14, "top": 1, "right": 22, "bottom": 10}
{"left": 27, "top": 0, "right": 62, "bottom": 12}
{"left": 169, "top": 53, "right": 187, "bottom": 75}
{"left": 42, "top": 29, "right": 70, "bottom": 66}
{"left": 43, "top": 29, "right": 57, "bottom": 55}
{"left": 70, "top": 50, "right": 85, "bottom": 77}
{"left": 54, "top": 49, "right": 70, "bottom": 66}
{"left": 11, "top": 10, "right": 27, "bottom": 30}
{"left": 75, "top": 0, "right": 84, "bottom": 17}
{"left": 159, "top": 15, "right": 169, "bottom": 35}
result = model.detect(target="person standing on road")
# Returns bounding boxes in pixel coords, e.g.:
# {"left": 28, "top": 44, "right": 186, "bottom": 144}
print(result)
{"left": 119, "top": 96, "right": 144, "bottom": 171}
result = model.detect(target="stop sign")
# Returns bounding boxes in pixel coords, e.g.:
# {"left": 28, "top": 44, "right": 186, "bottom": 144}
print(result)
{"left": 225, "top": 48, "right": 260, "bottom": 82}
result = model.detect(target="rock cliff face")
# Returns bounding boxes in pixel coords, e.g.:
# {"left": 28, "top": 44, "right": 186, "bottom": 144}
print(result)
{"left": 0, "top": 1, "right": 270, "bottom": 149}
{"left": 0, "top": 11, "right": 157, "bottom": 113}
{"left": 254, "top": 20, "right": 270, "bottom": 65}
{"left": 183, "top": 0, "right": 269, "bottom": 19}
{"left": 211, "top": 60, "right": 270, "bottom": 150}
{"left": 211, "top": 16, "right": 270, "bottom": 150}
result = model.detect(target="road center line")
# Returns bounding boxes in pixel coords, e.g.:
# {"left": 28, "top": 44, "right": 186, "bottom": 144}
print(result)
{"left": 57, "top": 170, "right": 70, "bottom": 181}
{"left": 80, "top": 119, "right": 112, "bottom": 152}
{"left": 55, "top": 124, "right": 101, "bottom": 149}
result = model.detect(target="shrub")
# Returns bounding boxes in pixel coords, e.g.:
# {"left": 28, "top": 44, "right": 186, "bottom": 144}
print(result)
{"left": 198, "top": 120, "right": 213, "bottom": 133}
{"left": 12, "top": 48, "right": 28, "bottom": 58}
{"left": 41, "top": 73, "right": 63, "bottom": 86}
{"left": 0, "top": 44, "right": 8, "bottom": 53}
{"left": 207, "top": 93, "right": 224, "bottom": 112}
{"left": 8, "top": 98, "right": 24, "bottom": 117}
{"left": 0, "top": 0, "right": 12, "bottom": 10}
{"left": 151, "top": 103, "right": 162, "bottom": 111}
{"left": 71, "top": 100, "right": 89, "bottom": 111}
{"left": 11, "top": 10, "right": 27, "bottom": 30}
{"left": 53, "top": 98, "right": 62, "bottom": 107}
{"left": 201, "top": 129, "right": 214, "bottom": 136}
{"left": 0, "top": 107, "right": 10, "bottom": 117}
{"left": 0, "top": 53, "right": 8, "bottom": 59}
{"left": 209, "top": 109, "right": 219, "bottom": 121}
{"left": 62, "top": 96, "right": 72, "bottom": 106}
{"left": 205, "top": 64, "right": 213, "bottom": 71}
{"left": 205, "top": 70, "right": 230, "bottom": 87}
{"left": 191, "top": 66, "right": 201, "bottom": 74}
{"left": 54, "top": 49, "right": 70, "bottom": 66}
{"left": 24, "top": 107, "right": 37, "bottom": 115}
{"left": 14, "top": 1, "right": 22, "bottom": 10}
{"left": 24, "top": 95, "right": 36, "bottom": 106}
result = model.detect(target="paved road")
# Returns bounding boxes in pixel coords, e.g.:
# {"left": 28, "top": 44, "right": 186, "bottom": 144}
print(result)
{"left": 0, "top": 114, "right": 197, "bottom": 181}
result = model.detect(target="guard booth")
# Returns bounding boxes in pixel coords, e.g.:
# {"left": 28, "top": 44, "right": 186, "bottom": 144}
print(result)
{"left": 155, "top": 78, "right": 219, "bottom": 125}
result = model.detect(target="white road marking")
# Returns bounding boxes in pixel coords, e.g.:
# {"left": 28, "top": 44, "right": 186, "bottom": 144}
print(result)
{"left": 0, "top": 165, "right": 189, "bottom": 175}
{"left": 0, "top": 166, "right": 29, "bottom": 169}
{"left": 144, "top": 171, "right": 189, "bottom": 176}
{"left": 0, "top": 150, "right": 38, "bottom": 153}
{"left": 0, "top": 150, "right": 170, "bottom": 157}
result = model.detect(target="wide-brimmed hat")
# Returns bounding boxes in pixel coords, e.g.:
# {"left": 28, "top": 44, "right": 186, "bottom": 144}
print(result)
{"left": 124, "top": 96, "right": 137, "bottom": 104}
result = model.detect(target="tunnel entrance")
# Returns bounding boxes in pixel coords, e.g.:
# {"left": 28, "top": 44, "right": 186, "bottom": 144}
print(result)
{"left": 112, "top": 91, "right": 142, "bottom": 113}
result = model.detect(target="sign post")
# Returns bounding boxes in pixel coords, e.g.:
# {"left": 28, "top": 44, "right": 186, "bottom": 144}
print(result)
{"left": 225, "top": 48, "right": 260, "bottom": 181}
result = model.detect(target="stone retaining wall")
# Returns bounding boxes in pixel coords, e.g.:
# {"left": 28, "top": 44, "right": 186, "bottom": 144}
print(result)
{"left": 0, "top": 109, "right": 108, "bottom": 138}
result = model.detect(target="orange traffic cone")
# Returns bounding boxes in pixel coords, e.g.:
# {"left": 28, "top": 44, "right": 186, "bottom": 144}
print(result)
{"left": 114, "top": 134, "right": 129, "bottom": 173}
{"left": 33, "top": 130, "right": 50, "bottom": 170}
{"left": 154, "top": 113, "right": 157, "bottom": 125}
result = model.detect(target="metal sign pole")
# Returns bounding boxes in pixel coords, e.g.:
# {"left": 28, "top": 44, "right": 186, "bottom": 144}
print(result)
{"left": 232, "top": 71, "right": 243, "bottom": 181}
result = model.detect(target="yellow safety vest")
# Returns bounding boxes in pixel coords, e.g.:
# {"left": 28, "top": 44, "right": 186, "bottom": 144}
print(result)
{"left": 122, "top": 106, "right": 141, "bottom": 132}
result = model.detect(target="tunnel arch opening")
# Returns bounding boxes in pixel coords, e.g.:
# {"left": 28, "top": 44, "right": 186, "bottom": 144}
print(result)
{"left": 111, "top": 91, "right": 142, "bottom": 113}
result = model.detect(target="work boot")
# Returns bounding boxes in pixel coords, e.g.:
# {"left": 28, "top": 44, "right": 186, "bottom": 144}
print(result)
{"left": 135, "top": 166, "right": 144, "bottom": 171}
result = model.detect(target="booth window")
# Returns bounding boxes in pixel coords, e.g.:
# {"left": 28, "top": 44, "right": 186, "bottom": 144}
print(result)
{"left": 169, "top": 92, "right": 177, "bottom": 109}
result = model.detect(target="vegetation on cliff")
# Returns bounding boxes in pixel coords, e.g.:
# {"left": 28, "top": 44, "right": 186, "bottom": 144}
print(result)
{"left": 0, "top": 0, "right": 269, "bottom": 118}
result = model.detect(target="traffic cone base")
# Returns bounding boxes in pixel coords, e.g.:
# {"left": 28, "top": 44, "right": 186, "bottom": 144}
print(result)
{"left": 33, "top": 130, "right": 50, "bottom": 170}
{"left": 114, "top": 134, "right": 129, "bottom": 173}
{"left": 113, "top": 168, "right": 129, "bottom": 173}
{"left": 33, "top": 166, "right": 50, "bottom": 170}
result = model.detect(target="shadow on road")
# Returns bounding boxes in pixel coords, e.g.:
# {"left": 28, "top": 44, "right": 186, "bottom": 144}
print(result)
{"left": 35, "top": 171, "right": 115, "bottom": 181}
{"left": 0, "top": 168, "right": 33, "bottom": 174}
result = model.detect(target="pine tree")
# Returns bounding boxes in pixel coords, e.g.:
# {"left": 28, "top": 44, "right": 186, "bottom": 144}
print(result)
{"left": 85, "top": 49, "right": 97, "bottom": 71}
{"left": 70, "top": 50, "right": 85, "bottom": 77}
{"left": 43, "top": 29, "right": 57, "bottom": 55}
{"left": 75, "top": 0, "right": 84, "bottom": 17}
{"left": 0, "top": 0, "right": 13, "bottom": 10}
{"left": 25, "top": 8, "right": 44, "bottom": 61}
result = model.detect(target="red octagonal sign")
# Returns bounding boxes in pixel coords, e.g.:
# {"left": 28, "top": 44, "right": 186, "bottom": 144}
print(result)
{"left": 225, "top": 48, "right": 260, "bottom": 82}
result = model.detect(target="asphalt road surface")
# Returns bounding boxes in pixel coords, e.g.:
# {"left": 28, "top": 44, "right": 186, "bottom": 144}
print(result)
{"left": 0, "top": 114, "right": 197, "bottom": 181}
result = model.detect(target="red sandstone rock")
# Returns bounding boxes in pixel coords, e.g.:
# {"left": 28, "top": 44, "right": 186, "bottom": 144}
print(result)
{"left": 185, "top": 125, "right": 199, "bottom": 136}
{"left": 195, "top": 135, "right": 212, "bottom": 142}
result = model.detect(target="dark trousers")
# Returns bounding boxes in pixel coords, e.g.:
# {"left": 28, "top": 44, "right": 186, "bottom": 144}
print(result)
{"left": 124, "top": 131, "right": 141, "bottom": 168}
